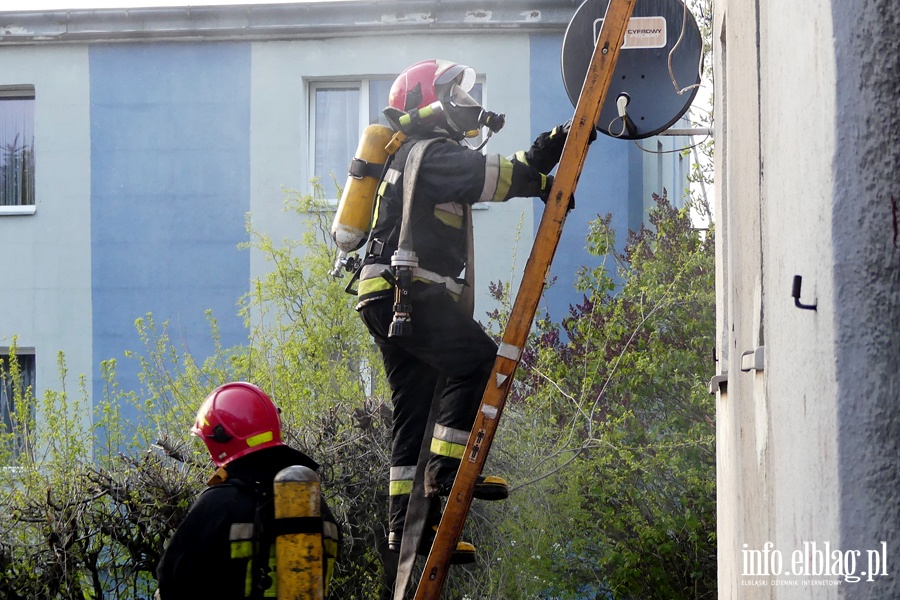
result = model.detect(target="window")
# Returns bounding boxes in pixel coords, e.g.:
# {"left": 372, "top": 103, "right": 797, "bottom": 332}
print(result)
{"left": 309, "top": 78, "right": 393, "bottom": 200}
{"left": 1, "top": 349, "right": 35, "bottom": 461}
{"left": 0, "top": 86, "right": 36, "bottom": 215}
{"left": 309, "top": 77, "right": 483, "bottom": 200}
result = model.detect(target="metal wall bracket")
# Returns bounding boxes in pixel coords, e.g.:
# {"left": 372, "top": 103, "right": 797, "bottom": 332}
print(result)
{"left": 708, "top": 373, "right": 728, "bottom": 395}
{"left": 740, "top": 346, "right": 765, "bottom": 372}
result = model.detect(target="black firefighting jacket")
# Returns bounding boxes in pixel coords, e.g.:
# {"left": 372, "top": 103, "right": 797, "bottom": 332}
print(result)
{"left": 356, "top": 126, "right": 568, "bottom": 305}
{"left": 156, "top": 445, "right": 340, "bottom": 600}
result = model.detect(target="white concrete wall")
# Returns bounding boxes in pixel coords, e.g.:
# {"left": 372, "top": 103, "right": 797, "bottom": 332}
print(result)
{"left": 714, "top": 0, "right": 899, "bottom": 597}
{"left": 0, "top": 46, "right": 93, "bottom": 434}
{"left": 249, "top": 34, "right": 534, "bottom": 319}
{"left": 714, "top": 1, "right": 773, "bottom": 593}
{"left": 759, "top": 2, "right": 842, "bottom": 596}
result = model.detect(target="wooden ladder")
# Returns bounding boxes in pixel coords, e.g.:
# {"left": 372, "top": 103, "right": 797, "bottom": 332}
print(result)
{"left": 411, "top": 0, "right": 638, "bottom": 597}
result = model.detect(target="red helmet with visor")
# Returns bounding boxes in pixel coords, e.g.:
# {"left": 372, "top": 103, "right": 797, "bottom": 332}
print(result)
{"left": 387, "top": 59, "right": 498, "bottom": 140}
{"left": 388, "top": 59, "right": 476, "bottom": 112}
{"left": 192, "top": 382, "right": 284, "bottom": 467}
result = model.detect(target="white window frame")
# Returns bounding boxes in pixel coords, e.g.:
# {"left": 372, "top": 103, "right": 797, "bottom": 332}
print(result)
{"left": 307, "top": 79, "right": 370, "bottom": 203}
{"left": 0, "top": 85, "right": 37, "bottom": 216}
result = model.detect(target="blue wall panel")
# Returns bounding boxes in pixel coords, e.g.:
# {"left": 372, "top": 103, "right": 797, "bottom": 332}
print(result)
{"left": 90, "top": 42, "right": 251, "bottom": 417}
{"left": 529, "top": 34, "right": 632, "bottom": 324}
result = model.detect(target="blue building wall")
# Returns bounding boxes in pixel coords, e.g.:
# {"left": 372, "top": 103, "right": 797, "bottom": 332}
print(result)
{"left": 0, "top": 5, "right": 695, "bottom": 459}
{"left": 529, "top": 33, "right": 639, "bottom": 324}
{"left": 89, "top": 42, "right": 251, "bottom": 417}
{"left": 78, "top": 33, "right": 669, "bottom": 410}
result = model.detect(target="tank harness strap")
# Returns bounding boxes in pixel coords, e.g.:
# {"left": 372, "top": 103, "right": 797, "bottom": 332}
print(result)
{"left": 365, "top": 237, "right": 388, "bottom": 259}
{"left": 357, "top": 140, "right": 402, "bottom": 253}
{"left": 349, "top": 157, "right": 385, "bottom": 180}
{"left": 269, "top": 517, "right": 323, "bottom": 536}
{"left": 344, "top": 155, "right": 399, "bottom": 296}
{"left": 249, "top": 482, "right": 272, "bottom": 600}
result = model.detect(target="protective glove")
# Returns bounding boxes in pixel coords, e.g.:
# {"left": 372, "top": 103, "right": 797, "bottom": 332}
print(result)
{"left": 505, "top": 156, "right": 548, "bottom": 200}
{"left": 521, "top": 119, "right": 598, "bottom": 174}
{"left": 538, "top": 175, "right": 575, "bottom": 212}
{"left": 521, "top": 128, "right": 564, "bottom": 174}
{"left": 560, "top": 117, "right": 598, "bottom": 145}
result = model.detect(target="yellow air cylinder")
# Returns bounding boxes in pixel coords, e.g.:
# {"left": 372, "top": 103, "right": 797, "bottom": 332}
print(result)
{"left": 274, "top": 465, "right": 323, "bottom": 600}
{"left": 331, "top": 124, "right": 394, "bottom": 253}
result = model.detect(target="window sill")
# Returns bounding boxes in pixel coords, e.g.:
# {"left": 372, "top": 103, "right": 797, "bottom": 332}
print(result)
{"left": 303, "top": 200, "right": 337, "bottom": 213}
{"left": 0, "top": 205, "right": 36, "bottom": 216}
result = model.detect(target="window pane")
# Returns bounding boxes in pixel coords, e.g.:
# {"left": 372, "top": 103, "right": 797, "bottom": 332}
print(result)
{"left": 0, "top": 95, "right": 35, "bottom": 207}
{"left": 368, "top": 79, "right": 395, "bottom": 126}
{"left": 314, "top": 87, "right": 359, "bottom": 199}
{"left": 0, "top": 352, "right": 35, "bottom": 461}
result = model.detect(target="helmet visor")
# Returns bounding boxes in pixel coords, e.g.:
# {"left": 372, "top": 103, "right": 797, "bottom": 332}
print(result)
{"left": 435, "top": 62, "right": 476, "bottom": 92}
{"left": 448, "top": 84, "right": 481, "bottom": 108}
{"left": 445, "top": 84, "right": 484, "bottom": 136}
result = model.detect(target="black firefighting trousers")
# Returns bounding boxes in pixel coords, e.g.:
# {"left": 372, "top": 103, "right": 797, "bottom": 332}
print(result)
{"left": 358, "top": 282, "right": 496, "bottom": 533}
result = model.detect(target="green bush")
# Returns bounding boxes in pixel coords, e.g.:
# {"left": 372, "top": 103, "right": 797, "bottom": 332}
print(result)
{"left": 0, "top": 188, "right": 716, "bottom": 600}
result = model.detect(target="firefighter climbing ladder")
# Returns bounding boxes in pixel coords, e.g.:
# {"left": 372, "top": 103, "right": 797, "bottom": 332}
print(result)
{"left": 411, "top": 0, "right": 638, "bottom": 597}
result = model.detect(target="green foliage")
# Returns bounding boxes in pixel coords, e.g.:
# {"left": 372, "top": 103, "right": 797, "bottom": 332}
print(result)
{"left": 0, "top": 186, "right": 395, "bottom": 599}
{"left": 476, "top": 192, "right": 716, "bottom": 599}
{"left": 0, "top": 183, "right": 715, "bottom": 599}
{"left": 0, "top": 347, "right": 191, "bottom": 599}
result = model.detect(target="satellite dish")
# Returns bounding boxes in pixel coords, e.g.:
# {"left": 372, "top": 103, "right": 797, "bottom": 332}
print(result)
{"left": 561, "top": 0, "right": 704, "bottom": 140}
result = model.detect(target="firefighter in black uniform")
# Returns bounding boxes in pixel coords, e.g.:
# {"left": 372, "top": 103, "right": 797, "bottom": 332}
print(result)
{"left": 355, "top": 59, "right": 573, "bottom": 561}
{"left": 156, "top": 382, "right": 340, "bottom": 599}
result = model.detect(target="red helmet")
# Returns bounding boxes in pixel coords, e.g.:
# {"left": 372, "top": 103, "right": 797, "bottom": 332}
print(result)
{"left": 387, "top": 59, "right": 490, "bottom": 139}
{"left": 191, "top": 382, "right": 284, "bottom": 467}
{"left": 388, "top": 59, "right": 476, "bottom": 113}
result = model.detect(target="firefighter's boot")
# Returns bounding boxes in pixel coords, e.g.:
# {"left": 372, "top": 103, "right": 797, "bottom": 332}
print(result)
{"left": 424, "top": 457, "right": 509, "bottom": 501}
{"left": 388, "top": 495, "right": 476, "bottom": 564}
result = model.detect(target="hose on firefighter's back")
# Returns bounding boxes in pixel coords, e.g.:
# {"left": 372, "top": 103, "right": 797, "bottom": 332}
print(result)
{"left": 387, "top": 140, "right": 436, "bottom": 337}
